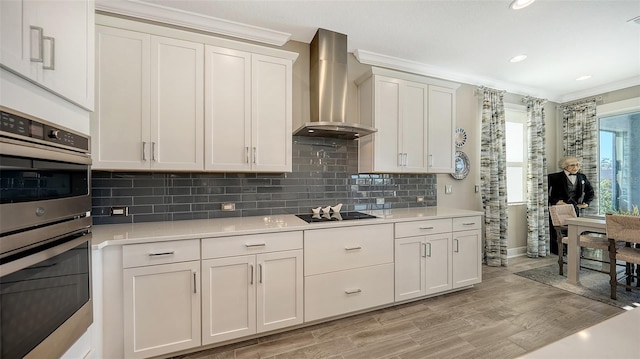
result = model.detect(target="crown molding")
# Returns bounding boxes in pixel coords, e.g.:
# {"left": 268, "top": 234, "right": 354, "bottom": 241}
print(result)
{"left": 95, "top": 0, "right": 291, "bottom": 46}
{"left": 558, "top": 76, "right": 640, "bottom": 104}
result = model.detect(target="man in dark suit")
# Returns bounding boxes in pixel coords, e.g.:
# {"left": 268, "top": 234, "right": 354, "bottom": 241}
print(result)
{"left": 548, "top": 156, "right": 595, "bottom": 254}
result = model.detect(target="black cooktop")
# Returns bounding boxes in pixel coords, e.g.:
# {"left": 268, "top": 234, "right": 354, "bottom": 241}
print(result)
{"left": 295, "top": 211, "right": 377, "bottom": 223}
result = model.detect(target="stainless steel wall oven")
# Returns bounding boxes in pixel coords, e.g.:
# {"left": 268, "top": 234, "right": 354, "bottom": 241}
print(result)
{"left": 0, "top": 106, "right": 92, "bottom": 359}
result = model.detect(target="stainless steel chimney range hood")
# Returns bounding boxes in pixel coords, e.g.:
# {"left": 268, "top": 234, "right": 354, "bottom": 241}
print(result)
{"left": 293, "top": 28, "right": 377, "bottom": 140}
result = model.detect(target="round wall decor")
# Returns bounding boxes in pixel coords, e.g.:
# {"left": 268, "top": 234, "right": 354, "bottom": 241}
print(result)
{"left": 451, "top": 150, "right": 470, "bottom": 180}
{"left": 455, "top": 128, "right": 467, "bottom": 148}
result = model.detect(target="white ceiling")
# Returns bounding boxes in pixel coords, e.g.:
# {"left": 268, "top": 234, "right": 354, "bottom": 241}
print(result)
{"left": 105, "top": 0, "right": 640, "bottom": 103}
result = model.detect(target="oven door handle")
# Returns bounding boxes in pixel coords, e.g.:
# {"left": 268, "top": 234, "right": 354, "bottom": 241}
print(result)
{"left": 0, "top": 138, "right": 91, "bottom": 165}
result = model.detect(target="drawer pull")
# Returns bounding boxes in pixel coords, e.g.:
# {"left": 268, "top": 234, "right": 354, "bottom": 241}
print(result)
{"left": 345, "top": 246, "right": 362, "bottom": 251}
{"left": 245, "top": 243, "right": 266, "bottom": 248}
{"left": 462, "top": 222, "right": 476, "bottom": 226}
{"left": 148, "top": 251, "right": 175, "bottom": 257}
{"left": 419, "top": 226, "right": 435, "bottom": 230}
{"left": 345, "top": 289, "right": 362, "bottom": 295}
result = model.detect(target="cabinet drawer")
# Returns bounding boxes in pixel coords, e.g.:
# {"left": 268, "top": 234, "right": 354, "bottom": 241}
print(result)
{"left": 395, "top": 219, "right": 452, "bottom": 238}
{"left": 453, "top": 216, "right": 482, "bottom": 232}
{"left": 123, "top": 239, "right": 200, "bottom": 268}
{"left": 304, "top": 263, "right": 394, "bottom": 322}
{"left": 304, "top": 224, "right": 393, "bottom": 276}
{"left": 202, "top": 231, "right": 302, "bottom": 259}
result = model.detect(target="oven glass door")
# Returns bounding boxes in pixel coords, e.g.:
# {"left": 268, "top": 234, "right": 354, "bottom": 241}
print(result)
{"left": 0, "top": 234, "right": 91, "bottom": 359}
{"left": 0, "top": 154, "right": 89, "bottom": 204}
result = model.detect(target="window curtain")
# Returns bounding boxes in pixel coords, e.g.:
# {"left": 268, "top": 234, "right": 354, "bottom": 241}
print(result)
{"left": 561, "top": 100, "right": 598, "bottom": 215}
{"left": 525, "top": 97, "right": 549, "bottom": 257}
{"left": 481, "top": 87, "right": 508, "bottom": 267}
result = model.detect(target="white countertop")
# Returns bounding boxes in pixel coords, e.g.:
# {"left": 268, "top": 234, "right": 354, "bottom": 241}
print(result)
{"left": 519, "top": 307, "right": 640, "bottom": 359}
{"left": 91, "top": 207, "right": 483, "bottom": 249}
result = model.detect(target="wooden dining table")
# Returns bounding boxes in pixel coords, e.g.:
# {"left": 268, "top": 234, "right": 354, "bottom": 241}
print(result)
{"left": 565, "top": 216, "right": 607, "bottom": 285}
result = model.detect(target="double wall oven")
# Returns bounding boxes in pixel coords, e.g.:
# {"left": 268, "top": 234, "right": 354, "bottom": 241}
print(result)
{"left": 0, "top": 106, "right": 92, "bottom": 359}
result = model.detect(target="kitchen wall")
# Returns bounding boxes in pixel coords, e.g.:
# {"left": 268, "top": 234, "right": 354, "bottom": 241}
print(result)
{"left": 92, "top": 136, "right": 437, "bottom": 225}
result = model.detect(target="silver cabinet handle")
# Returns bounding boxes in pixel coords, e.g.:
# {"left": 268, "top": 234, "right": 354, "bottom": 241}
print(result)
{"left": 422, "top": 243, "right": 427, "bottom": 258}
{"left": 454, "top": 239, "right": 459, "bottom": 253}
{"left": 148, "top": 251, "right": 175, "bottom": 256}
{"left": 42, "top": 36, "right": 55, "bottom": 70}
{"left": 259, "top": 264, "right": 263, "bottom": 284}
{"left": 462, "top": 222, "right": 476, "bottom": 226}
{"left": 419, "top": 226, "right": 435, "bottom": 230}
{"left": 245, "top": 146, "right": 249, "bottom": 163}
{"left": 142, "top": 142, "right": 147, "bottom": 161}
{"left": 398, "top": 153, "right": 403, "bottom": 166}
{"left": 403, "top": 153, "right": 408, "bottom": 166}
{"left": 345, "top": 289, "right": 362, "bottom": 295}
{"left": 253, "top": 147, "right": 257, "bottom": 164}
{"left": 249, "top": 264, "right": 254, "bottom": 284}
{"left": 193, "top": 272, "right": 197, "bottom": 294}
{"left": 427, "top": 242, "right": 432, "bottom": 257}
{"left": 30, "top": 26, "right": 44, "bottom": 62}
{"left": 345, "top": 246, "right": 362, "bottom": 251}
{"left": 428, "top": 154, "right": 433, "bottom": 167}
{"left": 245, "top": 243, "right": 266, "bottom": 247}
{"left": 151, "top": 142, "right": 156, "bottom": 161}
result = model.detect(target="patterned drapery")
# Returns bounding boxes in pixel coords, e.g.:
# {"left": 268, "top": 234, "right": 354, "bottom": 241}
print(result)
{"left": 562, "top": 100, "right": 598, "bottom": 215}
{"left": 525, "top": 97, "right": 549, "bottom": 257}
{"left": 481, "top": 87, "right": 508, "bottom": 267}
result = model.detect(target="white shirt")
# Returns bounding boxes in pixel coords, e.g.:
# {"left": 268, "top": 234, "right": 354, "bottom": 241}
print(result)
{"left": 564, "top": 170, "right": 577, "bottom": 185}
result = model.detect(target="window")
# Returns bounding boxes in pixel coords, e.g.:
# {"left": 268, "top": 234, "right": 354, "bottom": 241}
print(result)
{"left": 505, "top": 104, "right": 527, "bottom": 203}
{"left": 597, "top": 99, "right": 640, "bottom": 214}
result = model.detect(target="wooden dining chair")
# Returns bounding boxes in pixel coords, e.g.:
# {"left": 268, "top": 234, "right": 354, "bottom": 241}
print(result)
{"left": 550, "top": 204, "right": 612, "bottom": 276}
{"left": 606, "top": 214, "right": 640, "bottom": 300}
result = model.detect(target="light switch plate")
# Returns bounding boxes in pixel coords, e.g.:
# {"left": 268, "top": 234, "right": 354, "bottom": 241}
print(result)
{"left": 221, "top": 203, "right": 236, "bottom": 211}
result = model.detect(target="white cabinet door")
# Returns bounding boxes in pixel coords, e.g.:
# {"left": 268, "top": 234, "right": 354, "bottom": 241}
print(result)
{"left": 252, "top": 54, "right": 293, "bottom": 172}
{"left": 453, "top": 229, "right": 482, "bottom": 288}
{"left": 93, "top": 28, "right": 204, "bottom": 171}
{"left": 202, "top": 250, "right": 303, "bottom": 344}
{"left": 201, "top": 255, "right": 256, "bottom": 345}
{"left": 425, "top": 233, "right": 453, "bottom": 295}
{"left": 427, "top": 85, "right": 456, "bottom": 173}
{"left": 204, "top": 46, "right": 251, "bottom": 171}
{"left": 93, "top": 26, "right": 150, "bottom": 170}
{"left": 402, "top": 82, "right": 429, "bottom": 172}
{"left": 150, "top": 36, "right": 204, "bottom": 170}
{"left": 0, "top": 0, "right": 93, "bottom": 109}
{"left": 205, "top": 47, "right": 293, "bottom": 172}
{"left": 256, "top": 250, "right": 303, "bottom": 332}
{"left": 123, "top": 261, "right": 201, "bottom": 359}
{"left": 395, "top": 236, "right": 426, "bottom": 301}
{"left": 372, "top": 76, "right": 401, "bottom": 172}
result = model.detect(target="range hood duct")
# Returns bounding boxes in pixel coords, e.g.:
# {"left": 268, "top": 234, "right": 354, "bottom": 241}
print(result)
{"left": 293, "top": 28, "right": 377, "bottom": 140}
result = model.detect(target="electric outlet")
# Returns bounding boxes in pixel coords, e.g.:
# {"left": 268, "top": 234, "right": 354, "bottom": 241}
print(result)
{"left": 475, "top": 185, "right": 480, "bottom": 193}
{"left": 221, "top": 203, "right": 236, "bottom": 211}
{"left": 110, "top": 206, "right": 128, "bottom": 216}
{"left": 416, "top": 196, "right": 424, "bottom": 203}
{"left": 376, "top": 197, "right": 385, "bottom": 205}
{"left": 445, "top": 185, "right": 452, "bottom": 194}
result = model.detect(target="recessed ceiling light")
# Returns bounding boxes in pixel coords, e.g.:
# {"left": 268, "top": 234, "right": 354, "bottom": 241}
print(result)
{"left": 510, "top": 0, "right": 536, "bottom": 10}
{"left": 509, "top": 54, "right": 527, "bottom": 63}
{"left": 576, "top": 75, "right": 592, "bottom": 81}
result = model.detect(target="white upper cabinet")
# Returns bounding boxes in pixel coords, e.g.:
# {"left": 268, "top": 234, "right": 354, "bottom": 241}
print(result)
{"left": 92, "top": 26, "right": 203, "bottom": 171}
{"left": 0, "top": 0, "right": 94, "bottom": 110}
{"left": 205, "top": 46, "right": 293, "bottom": 172}
{"left": 357, "top": 67, "right": 459, "bottom": 174}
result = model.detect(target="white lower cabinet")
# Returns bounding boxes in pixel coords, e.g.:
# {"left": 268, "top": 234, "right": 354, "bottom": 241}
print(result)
{"left": 303, "top": 224, "right": 394, "bottom": 322}
{"left": 394, "top": 216, "right": 482, "bottom": 302}
{"left": 122, "top": 240, "right": 201, "bottom": 359}
{"left": 201, "top": 232, "right": 303, "bottom": 345}
{"left": 452, "top": 217, "right": 483, "bottom": 288}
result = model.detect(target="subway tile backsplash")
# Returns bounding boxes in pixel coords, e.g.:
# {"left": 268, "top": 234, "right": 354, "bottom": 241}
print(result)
{"left": 91, "top": 136, "right": 437, "bottom": 225}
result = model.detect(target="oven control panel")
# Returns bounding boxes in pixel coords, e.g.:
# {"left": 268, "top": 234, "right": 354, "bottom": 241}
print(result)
{"left": 0, "top": 108, "right": 89, "bottom": 153}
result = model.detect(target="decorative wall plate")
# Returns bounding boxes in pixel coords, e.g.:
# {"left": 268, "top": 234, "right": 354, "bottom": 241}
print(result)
{"left": 455, "top": 128, "right": 467, "bottom": 148}
{"left": 451, "top": 150, "right": 470, "bottom": 180}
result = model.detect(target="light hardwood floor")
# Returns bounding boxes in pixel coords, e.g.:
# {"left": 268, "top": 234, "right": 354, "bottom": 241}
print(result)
{"left": 171, "top": 256, "right": 623, "bottom": 359}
